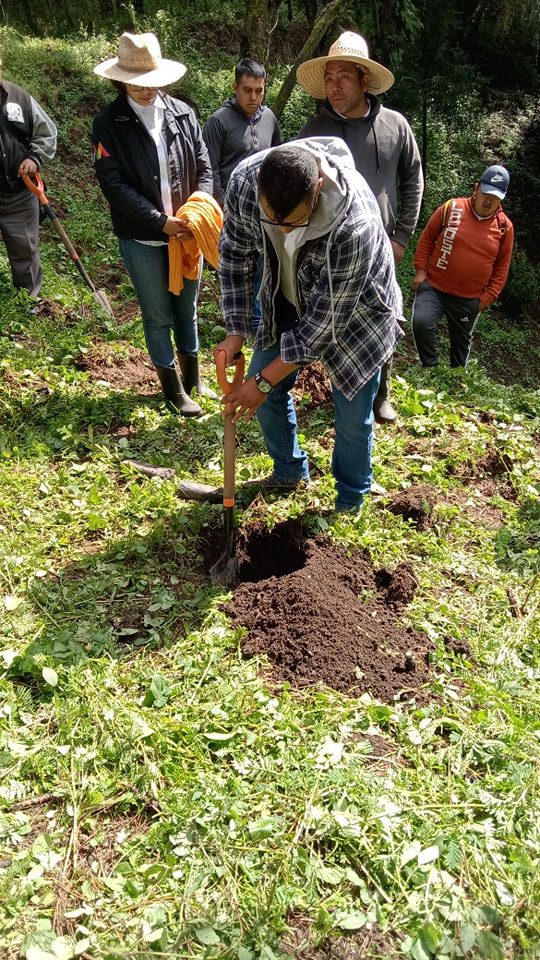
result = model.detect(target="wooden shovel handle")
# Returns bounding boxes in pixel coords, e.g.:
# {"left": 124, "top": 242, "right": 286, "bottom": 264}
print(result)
{"left": 214, "top": 351, "right": 243, "bottom": 508}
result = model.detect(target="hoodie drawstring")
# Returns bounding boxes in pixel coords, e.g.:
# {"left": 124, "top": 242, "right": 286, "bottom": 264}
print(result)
{"left": 370, "top": 117, "right": 381, "bottom": 174}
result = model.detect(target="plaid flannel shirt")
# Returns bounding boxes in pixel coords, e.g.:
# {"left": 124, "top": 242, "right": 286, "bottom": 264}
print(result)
{"left": 219, "top": 143, "right": 404, "bottom": 400}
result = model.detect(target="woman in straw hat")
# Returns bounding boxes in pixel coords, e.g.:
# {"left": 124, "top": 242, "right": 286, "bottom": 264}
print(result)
{"left": 92, "top": 32, "right": 214, "bottom": 416}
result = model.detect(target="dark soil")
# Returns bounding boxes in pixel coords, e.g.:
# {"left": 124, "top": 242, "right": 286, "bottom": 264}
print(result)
{"left": 447, "top": 446, "right": 517, "bottom": 500}
{"left": 385, "top": 484, "right": 436, "bottom": 529}
{"left": 222, "top": 518, "right": 443, "bottom": 702}
{"left": 293, "top": 361, "right": 333, "bottom": 409}
{"left": 282, "top": 914, "right": 400, "bottom": 958}
{"left": 75, "top": 342, "right": 157, "bottom": 394}
{"left": 476, "top": 449, "right": 513, "bottom": 476}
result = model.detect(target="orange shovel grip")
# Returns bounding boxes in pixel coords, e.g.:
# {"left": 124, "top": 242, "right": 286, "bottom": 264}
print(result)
{"left": 22, "top": 172, "right": 48, "bottom": 205}
{"left": 215, "top": 350, "right": 245, "bottom": 396}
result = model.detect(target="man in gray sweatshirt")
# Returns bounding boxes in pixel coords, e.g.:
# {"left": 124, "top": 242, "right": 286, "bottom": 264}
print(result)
{"left": 297, "top": 32, "right": 423, "bottom": 424}
{"left": 203, "top": 58, "right": 281, "bottom": 207}
{"left": 203, "top": 58, "right": 281, "bottom": 330}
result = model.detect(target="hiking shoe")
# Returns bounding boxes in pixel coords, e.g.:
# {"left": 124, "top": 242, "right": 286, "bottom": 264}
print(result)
{"left": 27, "top": 298, "right": 47, "bottom": 316}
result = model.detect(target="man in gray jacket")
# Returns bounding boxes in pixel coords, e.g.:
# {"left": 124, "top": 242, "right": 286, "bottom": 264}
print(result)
{"left": 203, "top": 58, "right": 281, "bottom": 207}
{"left": 0, "top": 56, "right": 57, "bottom": 304}
{"left": 214, "top": 139, "right": 403, "bottom": 513}
{"left": 204, "top": 58, "right": 281, "bottom": 331}
{"left": 297, "top": 32, "right": 423, "bottom": 423}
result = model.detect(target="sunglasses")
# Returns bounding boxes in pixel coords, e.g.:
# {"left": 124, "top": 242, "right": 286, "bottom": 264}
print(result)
{"left": 260, "top": 194, "right": 319, "bottom": 229}
{"left": 127, "top": 84, "right": 159, "bottom": 92}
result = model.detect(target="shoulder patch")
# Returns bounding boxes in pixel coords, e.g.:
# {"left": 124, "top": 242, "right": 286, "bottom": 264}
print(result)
{"left": 6, "top": 102, "right": 25, "bottom": 124}
{"left": 93, "top": 142, "right": 111, "bottom": 161}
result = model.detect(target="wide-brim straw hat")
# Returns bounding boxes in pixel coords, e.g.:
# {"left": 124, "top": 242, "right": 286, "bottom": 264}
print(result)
{"left": 296, "top": 31, "right": 394, "bottom": 98}
{"left": 94, "top": 32, "right": 186, "bottom": 87}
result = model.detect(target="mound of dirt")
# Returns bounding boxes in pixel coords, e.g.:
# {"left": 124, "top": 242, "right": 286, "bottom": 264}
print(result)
{"left": 293, "top": 362, "right": 333, "bottom": 409}
{"left": 447, "top": 447, "right": 516, "bottom": 500}
{"left": 385, "top": 484, "right": 436, "bottom": 529}
{"left": 75, "top": 342, "right": 157, "bottom": 393}
{"left": 223, "top": 519, "right": 436, "bottom": 702}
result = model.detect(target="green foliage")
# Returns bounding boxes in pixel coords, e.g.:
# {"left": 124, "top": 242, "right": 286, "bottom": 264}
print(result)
{"left": 502, "top": 248, "right": 540, "bottom": 317}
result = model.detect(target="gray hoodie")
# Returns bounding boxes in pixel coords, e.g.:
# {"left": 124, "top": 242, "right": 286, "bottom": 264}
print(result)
{"left": 298, "top": 95, "right": 423, "bottom": 248}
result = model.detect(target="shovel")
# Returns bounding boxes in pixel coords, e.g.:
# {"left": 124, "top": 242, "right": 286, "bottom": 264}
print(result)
{"left": 22, "top": 172, "right": 114, "bottom": 316}
{"left": 208, "top": 349, "right": 245, "bottom": 589}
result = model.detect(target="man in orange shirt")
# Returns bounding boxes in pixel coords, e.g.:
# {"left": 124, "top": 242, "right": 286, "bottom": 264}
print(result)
{"left": 412, "top": 165, "right": 514, "bottom": 367}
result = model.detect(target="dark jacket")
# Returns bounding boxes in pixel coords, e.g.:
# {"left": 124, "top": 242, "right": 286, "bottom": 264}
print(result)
{"left": 203, "top": 99, "right": 281, "bottom": 205}
{"left": 298, "top": 94, "right": 423, "bottom": 248}
{"left": 92, "top": 93, "right": 213, "bottom": 240}
{"left": 0, "top": 80, "right": 57, "bottom": 193}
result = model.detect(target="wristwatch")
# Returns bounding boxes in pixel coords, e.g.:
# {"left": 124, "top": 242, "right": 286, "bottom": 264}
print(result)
{"left": 254, "top": 371, "right": 273, "bottom": 394}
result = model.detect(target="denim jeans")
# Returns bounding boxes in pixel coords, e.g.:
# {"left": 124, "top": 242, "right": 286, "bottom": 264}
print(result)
{"left": 249, "top": 343, "right": 381, "bottom": 510}
{"left": 119, "top": 238, "right": 199, "bottom": 368}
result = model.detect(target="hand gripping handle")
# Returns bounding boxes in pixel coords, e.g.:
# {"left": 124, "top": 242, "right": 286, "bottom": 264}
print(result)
{"left": 215, "top": 349, "right": 245, "bottom": 396}
{"left": 21, "top": 171, "right": 48, "bottom": 205}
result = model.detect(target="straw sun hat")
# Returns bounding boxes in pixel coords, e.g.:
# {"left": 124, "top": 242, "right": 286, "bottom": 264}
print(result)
{"left": 296, "top": 31, "right": 394, "bottom": 98}
{"left": 94, "top": 32, "right": 186, "bottom": 87}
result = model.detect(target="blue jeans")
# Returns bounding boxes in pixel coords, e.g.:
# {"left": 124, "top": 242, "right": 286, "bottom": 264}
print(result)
{"left": 119, "top": 239, "right": 199, "bottom": 368}
{"left": 249, "top": 344, "right": 381, "bottom": 510}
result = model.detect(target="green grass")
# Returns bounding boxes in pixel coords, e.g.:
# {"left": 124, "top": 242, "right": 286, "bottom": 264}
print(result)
{"left": 1, "top": 28, "right": 540, "bottom": 960}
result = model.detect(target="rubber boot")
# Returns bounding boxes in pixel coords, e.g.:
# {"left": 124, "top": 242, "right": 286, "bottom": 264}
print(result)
{"left": 178, "top": 352, "right": 217, "bottom": 400}
{"left": 373, "top": 358, "right": 397, "bottom": 424}
{"left": 155, "top": 364, "right": 202, "bottom": 417}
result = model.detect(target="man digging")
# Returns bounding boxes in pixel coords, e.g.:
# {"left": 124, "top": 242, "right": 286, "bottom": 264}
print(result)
{"left": 214, "top": 140, "right": 404, "bottom": 514}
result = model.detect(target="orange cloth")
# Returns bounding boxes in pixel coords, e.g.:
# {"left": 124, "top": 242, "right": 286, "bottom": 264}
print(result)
{"left": 168, "top": 191, "right": 223, "bottom": 295}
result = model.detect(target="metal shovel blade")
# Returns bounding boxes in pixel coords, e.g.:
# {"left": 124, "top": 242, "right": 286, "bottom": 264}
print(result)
{"left": 92, "top": 286, "right": 114, "bottom": 317}
{"left": 210, "top": 506, "right": 238, "bottom": 589}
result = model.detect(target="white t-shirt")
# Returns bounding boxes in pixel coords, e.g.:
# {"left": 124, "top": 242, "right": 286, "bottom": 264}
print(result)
{"left": 280, "top": 227, "right": 307, "bottom": 305}
{"left": 128, "top": 94, "right": 173, "bottom": 246}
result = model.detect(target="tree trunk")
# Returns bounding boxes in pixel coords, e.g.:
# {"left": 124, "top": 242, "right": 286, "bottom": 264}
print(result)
{"left": 242, "top": 0, "right": 282, "bottom": 63}
{"left": 271, "top": 0, "right": 349, "bottom": 119}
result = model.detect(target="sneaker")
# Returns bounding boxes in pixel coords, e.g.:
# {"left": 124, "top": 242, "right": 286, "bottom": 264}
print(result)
{"left": 258, "top": 474, "right": 310, "bottom": 491}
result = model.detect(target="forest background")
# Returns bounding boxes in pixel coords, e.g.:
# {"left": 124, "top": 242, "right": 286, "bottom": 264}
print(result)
{"left": 0, "top": 1, "right": 539, "bottom": 959}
